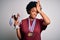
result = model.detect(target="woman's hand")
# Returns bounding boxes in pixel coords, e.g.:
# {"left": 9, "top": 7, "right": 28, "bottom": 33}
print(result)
{"left": 14, "top": 20, "right": 19, "bottom": 26}
{"left": 13, "top": 13, "right": 21, "bottom": 40}
{"left": 13, "top": 13, "right": 20, "bottom": 26}
{"left": 36, "top": 0, "right": 42, "bottom": 13}
{"left": 36, "top": 0, "right": 50, "bottom": 26}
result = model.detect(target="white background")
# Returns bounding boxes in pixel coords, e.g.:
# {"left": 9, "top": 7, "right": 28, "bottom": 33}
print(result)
{"left": 0, "top": 0, "right": 60, "bottom": 40}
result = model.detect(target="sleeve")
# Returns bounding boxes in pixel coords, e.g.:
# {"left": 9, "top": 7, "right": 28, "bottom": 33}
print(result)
{"left": 19, "top": 20, "right": 24, "bottom": 40}
{"left": 19, "top": 20, "right": 23, "bottom": 29}
{"left": 40, "top": 19, "right": 47, "bottom": 31}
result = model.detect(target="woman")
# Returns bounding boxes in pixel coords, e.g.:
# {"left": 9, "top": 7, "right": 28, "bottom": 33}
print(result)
{"left": 14, "top": 0, "right": 50, "bottom": 40}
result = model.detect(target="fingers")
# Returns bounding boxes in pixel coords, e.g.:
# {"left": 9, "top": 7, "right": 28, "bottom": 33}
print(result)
{"left": 13, "top": 13, "right": 20, "bottom": 21}
{"left": 14, "top": 20, "right": 19, "bottom": 26}
{"left": 36, "top": 0, "right": 40, "bottom": 6}
{"left": 37, "top": 0, "right": 40, "bottom": 3}
{"left": 36, "top": 0, "right": 42, "bottom": 12}
{"left": 12, "top": 13, "right": 20, "bottom": 26}
{"left": 37, "top": 0, "right": 42, "bottom": 10}
{"left": 17, "top": 13, "right": 20, "bottom": 17}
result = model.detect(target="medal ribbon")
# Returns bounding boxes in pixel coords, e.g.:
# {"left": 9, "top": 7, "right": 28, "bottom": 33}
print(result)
{"left": 28, "top": 18, "right": 36, "bottom": 32}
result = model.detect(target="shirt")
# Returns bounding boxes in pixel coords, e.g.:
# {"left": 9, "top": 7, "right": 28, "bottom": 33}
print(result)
{"left": 19, "top": 18, "right": 47, "bottom": 40}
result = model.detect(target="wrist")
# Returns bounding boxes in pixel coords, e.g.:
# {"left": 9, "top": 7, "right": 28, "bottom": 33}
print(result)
{"left": 39, "top": 10, "right": 42, "bottom": 13}
{"left": 14, "top": 25, "right": 20, "bottom": 29}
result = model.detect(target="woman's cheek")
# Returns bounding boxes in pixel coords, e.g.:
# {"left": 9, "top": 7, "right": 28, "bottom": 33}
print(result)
{"left": 33, "top": 14, "right": 37, "bottom": 18}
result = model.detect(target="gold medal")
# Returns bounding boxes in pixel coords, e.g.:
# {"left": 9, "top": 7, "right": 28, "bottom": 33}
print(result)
{"left": 28, "top": 32, "right": 33, "bottom": 37}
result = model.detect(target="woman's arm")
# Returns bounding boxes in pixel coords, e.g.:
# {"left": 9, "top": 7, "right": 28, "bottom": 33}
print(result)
{"left": 36, "top": 0, "right": 51, "bottom": 26}
{"left": 39, "top": 11, "right": 50, "bottom": 25}
{"left": 13, "top": 14, "right": 21, "bottom": 40}
{"left": 14, "top": 20, "right": 21, "bottom": 40}
{"left": 16, "top": 28, "right": 21, "bottom": 40}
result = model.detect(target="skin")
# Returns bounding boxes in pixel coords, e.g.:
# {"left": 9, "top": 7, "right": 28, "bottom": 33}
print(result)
{"left": 14, "top": 0, "right": 51, "bottom": 40}
{"left": 29, "top": 7, "right": 37, "bottom": 20}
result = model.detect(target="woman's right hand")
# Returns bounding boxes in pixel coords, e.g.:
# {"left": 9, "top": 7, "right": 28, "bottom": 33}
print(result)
{"left": 13, "top": 13, "right": 20, "bottom": 26}
{"left": 14, "top": 20, "right": 19, "bottom": 26}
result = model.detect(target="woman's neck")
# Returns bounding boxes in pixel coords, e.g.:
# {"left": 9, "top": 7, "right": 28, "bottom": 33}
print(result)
{"left": 29, "top": 16, "right": 34, "bottom": 21}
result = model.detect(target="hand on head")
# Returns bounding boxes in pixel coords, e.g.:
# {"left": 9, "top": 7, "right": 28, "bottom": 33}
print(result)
{"left": 36, "top": 0, "right": 42, "bottom": 13}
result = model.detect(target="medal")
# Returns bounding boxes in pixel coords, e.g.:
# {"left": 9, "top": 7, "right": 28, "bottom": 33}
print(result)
{"left": 28, "top": 32, "right": 33, "bottom": 37}
{"left": 28, "top": 18, "right": 36, "bottom": 37}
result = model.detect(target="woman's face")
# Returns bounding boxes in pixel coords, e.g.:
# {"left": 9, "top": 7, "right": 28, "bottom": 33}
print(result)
{"left": 30, "top": 7, "right": 38, "bottom": 19}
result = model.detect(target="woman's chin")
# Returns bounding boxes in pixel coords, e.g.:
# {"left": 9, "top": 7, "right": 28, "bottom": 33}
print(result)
{"left": 29, "top": 16, "right": 36, "bottom": 19}
{"left": 32, "top": 17, "right": 36, "bottom": 19}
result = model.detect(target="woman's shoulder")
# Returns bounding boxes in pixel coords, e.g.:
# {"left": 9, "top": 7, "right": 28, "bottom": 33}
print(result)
{"left": 21, "top": 18, "right": 28, "bottom": 22}
{"left": 21, "top": 18, "right": 43, "bottom": 22}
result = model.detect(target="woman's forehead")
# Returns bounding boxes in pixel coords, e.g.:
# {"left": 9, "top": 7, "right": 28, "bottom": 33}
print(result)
{"left": 31, "top": 7, "right": 37, "bottom": 11}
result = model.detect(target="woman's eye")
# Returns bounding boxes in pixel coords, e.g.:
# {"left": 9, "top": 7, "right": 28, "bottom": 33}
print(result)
{"left": 32, "top": 10, "right": 35, "bottom": 12}
{"left": 32, "top": 11, "right": 34, "bottom": 12}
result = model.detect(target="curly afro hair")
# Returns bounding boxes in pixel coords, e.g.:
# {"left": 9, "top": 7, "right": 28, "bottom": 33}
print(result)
{"left": 26, "top": 1, "right": 37, "bottom": 14}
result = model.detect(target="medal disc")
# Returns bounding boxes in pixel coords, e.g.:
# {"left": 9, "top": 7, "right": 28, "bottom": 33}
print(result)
{"left": 28, "top": 32, "right": 33, "bottom": 37}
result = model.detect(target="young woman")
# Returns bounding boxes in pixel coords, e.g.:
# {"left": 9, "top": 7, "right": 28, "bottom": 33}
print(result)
{"left": 14, "top": 0, "right": 50, "bottom": 40}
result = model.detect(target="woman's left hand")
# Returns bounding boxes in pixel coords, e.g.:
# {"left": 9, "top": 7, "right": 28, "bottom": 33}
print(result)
{"left": 36, "top": 0, "right": 42, "bottom": 13}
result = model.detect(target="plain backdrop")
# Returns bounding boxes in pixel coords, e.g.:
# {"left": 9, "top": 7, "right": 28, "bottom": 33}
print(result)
{"left": 0, "top": 0, "right": 60, "bottom": 40}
